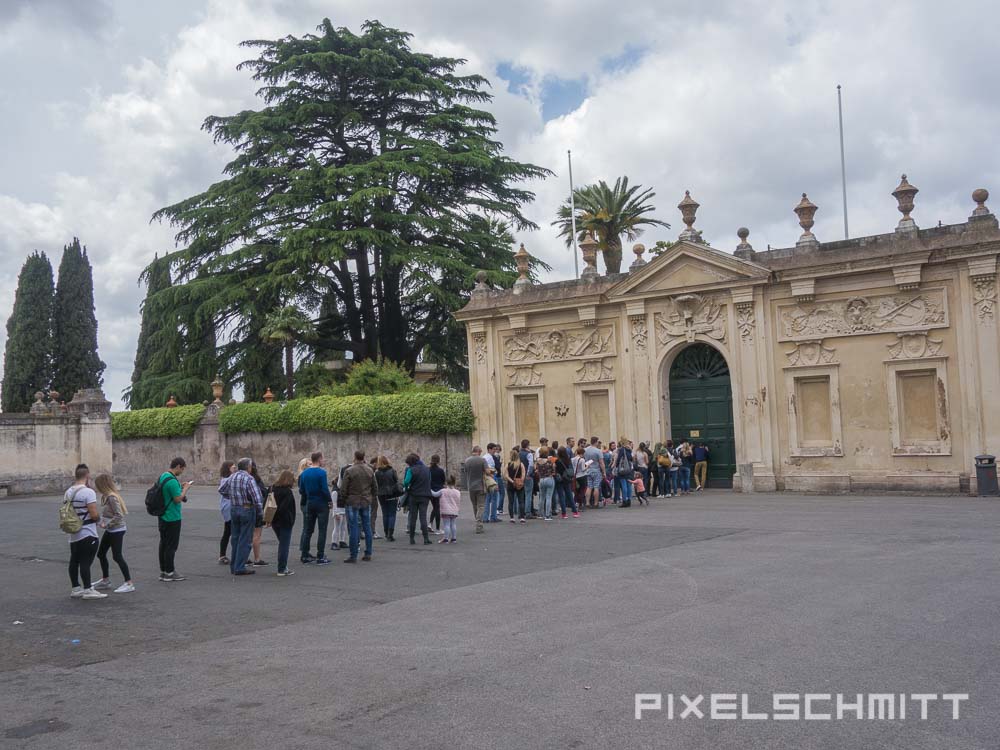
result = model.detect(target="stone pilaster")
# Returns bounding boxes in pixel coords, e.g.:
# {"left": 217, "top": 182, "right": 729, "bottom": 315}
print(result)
{"left": 65, "top": 388, "right": 113, "bottom": 477}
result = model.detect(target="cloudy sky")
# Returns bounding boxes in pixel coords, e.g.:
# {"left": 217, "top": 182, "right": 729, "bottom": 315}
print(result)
{"left": 2, "top": 0, "right": 998, "bottom": 408}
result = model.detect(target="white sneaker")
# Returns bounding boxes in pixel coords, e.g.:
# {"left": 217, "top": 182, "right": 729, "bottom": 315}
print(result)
{"left": 82, "top": 588, "right": 107, "bottom": 599}
{"left": 70, "top": 586, "right": 84, "bottom": 598}
{"left": 373, "top": 532, "right": 381, "bottom": 539}
{"left": 114, "top": 582, "right": 135, "bottom": 593}
{"left": 93, "top": 578, "right": 112, "bottom": 591}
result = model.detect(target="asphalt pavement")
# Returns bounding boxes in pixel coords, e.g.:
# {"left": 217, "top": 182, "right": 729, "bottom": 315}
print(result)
{"left": 1, "top": 487, "right": 998, "bottom": 749}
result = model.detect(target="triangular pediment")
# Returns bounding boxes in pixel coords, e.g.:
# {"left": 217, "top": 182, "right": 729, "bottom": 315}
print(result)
{"left": 607, "top": 240, "right": 770, "bottom": 298}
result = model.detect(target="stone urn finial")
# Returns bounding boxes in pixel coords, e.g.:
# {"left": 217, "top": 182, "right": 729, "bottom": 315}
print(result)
{"left": 472, "top": 270, "right": 489, "bottom": 296}
{"left": 677, "top": 191, "right": 703, "bottom": 243}
{"left": 734, "top": 227, "right": 755, "bottom": 259}
{"left": 579, "top": 233, "right": 600, "bottom": 281}
{"left": 48, "top": 389, "right": 60, "bottom": 403}
{"left": 512, "top": 243, "right": 532, "bottom": 294}
{"left": 263, "top": 387, "right": 275, "bottom": 403}
{"left": 971, "top": 188, "right": 991, "bottom": 218}
{"left": 211, "top": 377, "right": 224, "bottom": 405}
{"left": 630, "top": 243, "right": 647, "bottom": 271}
{"left": 892, "top": 174, "right": 919, "bottom": 232}
{"left": 794, "top": 193, "right": 819, "bottom": 248}
{"left": 165, "top": 395, "right": 178, "bottom": 408}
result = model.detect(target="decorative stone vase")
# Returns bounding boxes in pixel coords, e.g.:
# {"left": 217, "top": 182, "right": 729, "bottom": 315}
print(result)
{"left": 165, "top": 395, "right": 178, "bottom": 408}
{"left": 211, "top": 377, "right": 224, "bottom": 404}
{"left": 263, "top": 387, "right": 275, "bottom": 403}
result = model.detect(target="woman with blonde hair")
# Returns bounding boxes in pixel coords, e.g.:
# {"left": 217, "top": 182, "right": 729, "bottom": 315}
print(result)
{"left": 92, "top": 474, "right": 135, "bottom": 593}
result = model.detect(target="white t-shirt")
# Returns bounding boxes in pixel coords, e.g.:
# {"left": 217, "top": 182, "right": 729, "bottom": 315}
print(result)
{"left": 67, "top": 485, "right": 98, "bottom": 543}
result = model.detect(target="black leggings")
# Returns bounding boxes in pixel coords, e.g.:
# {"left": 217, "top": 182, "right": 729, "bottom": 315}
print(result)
{"left": 220, "top": 521, "right": 231, "bottom": 557}
{"left": 69, "top": 536, "right": 98, "bottom": 589}
{"left": 429, "top": 495, "right": 441, "bottom": 530}
{"left": 97, "top": 531, "right": 131, "bottom": 581}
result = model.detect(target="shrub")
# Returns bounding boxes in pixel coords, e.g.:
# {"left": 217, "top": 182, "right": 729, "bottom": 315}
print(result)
{"left": 111, "top": 404, "right": 206, "bottom": 440}
{"left": 219, "top": 391, "right": 473, "bottom": 435}
{"left": 327, "top": 359, "right": 416, "bottom": 397}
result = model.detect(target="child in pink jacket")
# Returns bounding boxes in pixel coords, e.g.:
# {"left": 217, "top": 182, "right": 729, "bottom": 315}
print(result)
{"left": 439, "top": 475, "right": 461, "bottom": 544}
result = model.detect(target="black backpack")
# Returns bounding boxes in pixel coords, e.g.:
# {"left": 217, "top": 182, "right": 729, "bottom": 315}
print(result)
{"left": 145, "top": 476, "right": 168, "bottom": 517}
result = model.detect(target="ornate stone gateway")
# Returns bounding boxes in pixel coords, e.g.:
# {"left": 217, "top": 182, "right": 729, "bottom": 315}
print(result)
{"left": 667, "top": 344, "right": 736, "bottom": 488}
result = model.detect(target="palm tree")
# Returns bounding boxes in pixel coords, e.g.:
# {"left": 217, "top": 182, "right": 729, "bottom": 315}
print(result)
{"left": 260, "top": 306, "right": 314, "bottom": 399}
{"left": 554, "top": 177, "right": 670, "bottom": 274}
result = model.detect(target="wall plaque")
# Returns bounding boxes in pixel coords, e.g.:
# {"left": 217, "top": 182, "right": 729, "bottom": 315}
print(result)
{"left": 777, "top": 289, "right": 948, "bottom": 342}
{"left": 502, "top": 326, "right": 615, "bottom": 365}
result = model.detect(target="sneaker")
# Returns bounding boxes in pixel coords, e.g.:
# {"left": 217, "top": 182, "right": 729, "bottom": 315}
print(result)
{"left": 572, "top": 512, "right": 580, "bottom": 518}
{"left": 93, "top": 578, "right": 112, "bottom": 591}
{"left": 70, "top": 586, "right": 84, "bottom": 598}
{"left": 164, "top": 572, "right": 186, "bottom": 581}
{"left": 330, "top": 543, "right": 338, "bottom": 550}
{"left": 510, "top": 518, "right": 516, "bottom": 524}
{"left": 344, "top": 557, "right": 357, "bottom": 564}
{"left": 316, "top": 557, "right": 332, "bottom": 565}
{"left": 561, "top": 514, "right": 567, "bottom": 519}
{"left": 300, "top": 557, "right": 314, "bottom": 564}
{"left": 82, "top": 588, "right": 107, "bottom": 599}
{"left": 438, "top": 538, "right": 449, "bottom": 544}
{"left": 277, "top": 569, "right": 295, "bottom": 577}
{"left": 339, "top": 542, "right": 349, "bottom": 549}
{"left": 218, "top": 556, "right": 230, "bottom": 565}
{"left": 114, "top": 582, "right": 135, "bottom": 593}
{"left": 544, "top": 516, "right": 552, "bottom": 521}
{"left": 695, "top": 486, "right": 703, "bottom": 492}
{"left": 362, "top": 555, "right": 372, "bottom": 561}
{"left": 520, "top": 518, "right": 526, "bottom": 524}
{"left": 234, "top": 569, "right": 256, "bottom": 576}
{"left": 373, "top": 532, "right": 381, "bottom": 539}
{"left": 158, "top": 573, "right": 171, "bottom": 581}
{"left": 433, "top": 529, "right": 445, "bottom": 535}
{"left": 252, "top": 560, "right": 269, "bottom": 567}
{"left": 449, "top": 539, "right": 457, "bottom": 544}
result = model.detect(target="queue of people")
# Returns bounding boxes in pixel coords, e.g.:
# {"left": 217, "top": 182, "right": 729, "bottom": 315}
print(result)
{"left": 61, "top": 436, "right": 711, "bottom": 598}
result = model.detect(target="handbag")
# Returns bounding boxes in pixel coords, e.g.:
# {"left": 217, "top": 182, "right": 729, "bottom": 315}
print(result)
{"left": 263, "top": 491, "right": 278, "bottom": 525}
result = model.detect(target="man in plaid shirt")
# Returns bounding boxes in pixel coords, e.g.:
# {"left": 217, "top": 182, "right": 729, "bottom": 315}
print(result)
{"left": 221, "top": 457, "right": 263, "bottom": 576}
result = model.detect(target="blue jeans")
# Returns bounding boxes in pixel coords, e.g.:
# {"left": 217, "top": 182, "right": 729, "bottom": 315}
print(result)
{"left": 539, "top": 477, "right": 556, "bottom": 518}
{"left": 657, "top": 466, "right": 670, "bottom": 494}
{"left": 523, "top": 476, "right": 534, "bottom": 515}
{"left": 346, "top": 505, "right": 373, "bottom": 559}
{"left": 271, "top": 524, "right": 292, "bottom": 572}
{"left": 678, "top": 466, "right": 691, "bottom": 492}
{"left": 496, "top": 478, "right": 505, "bottom": 514}
{"left": 229, "top": 505, "right": 255, "bottom": 574}
{"left": 300, "top": 503, "right": 329, "bottom": 560}
{"left": 669, "top": 469, "right": 681, "bottom": 494}
{"left": 558, "top": 481, "right": 577, "bottom": 514}
{"left": 508, "top": 487, "right": 526, "bottom": 519}
{"left": 616, "top": 476, "right": 633, "bottom": 503}
{"left": 378, "top": 498, "right": 397, "bottom": 536}
{"left": 483, "top": 489, "right": 499, "bottom": 522}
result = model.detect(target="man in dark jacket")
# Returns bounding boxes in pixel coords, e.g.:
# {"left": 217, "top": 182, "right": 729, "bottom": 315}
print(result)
{"left": 403, "top": 453, "right": 434, "bottom": 545}
{"left": 341, "top": 450, "right": 378, "bottom": 563}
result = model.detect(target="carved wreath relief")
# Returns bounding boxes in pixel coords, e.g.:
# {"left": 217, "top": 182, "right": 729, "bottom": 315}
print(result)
{"left": 502, "top": 326, "right": 615, "bottom": 364}
{"left": 785, "top": 340, "right": 837, "bottom": 367}
{"left": 777, "top": 290, "right": 947, "bottom": 341}
{"left": 654, "top": 293, "right": 726, "bottom": 346}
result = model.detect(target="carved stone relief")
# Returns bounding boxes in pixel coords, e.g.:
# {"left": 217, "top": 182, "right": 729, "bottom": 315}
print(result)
{"left": 735, "top": 302, "right": 755, "bottom": 343}
{"left": 506, "top": 366, "right": 542, "bottom": 388}
{"left": 473, "top": 333, "right": 487, "bottom": 365}
{"left": 654, "top": 293, "right": 726, "bottom": 346}
{"left": 575, "top": 357, "right": 614, "bottom": 383}
{"left": 785, "top": 340, "right": 837, "bottom": 367}
{"left": 554, "top": 403, "right": 570, "bottom": 417}
{"left": 777, "top": 289, "right": 948, "bottom": 342}
{"left": 972, "top": 275, "right": 997, "bottom": 322}
{"left": 629, "top": 316, "right": 648, "bottom": 352}
{"left": 502, "top": 326, "right": 615, "bottom": 365}
{"left": 886, "top": 331, "right": 944, "bottom": 360}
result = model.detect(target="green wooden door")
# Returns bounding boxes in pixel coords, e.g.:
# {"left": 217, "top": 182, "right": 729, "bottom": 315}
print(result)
{"left": 668, "top": 344, "right": 735, "bottom": 487}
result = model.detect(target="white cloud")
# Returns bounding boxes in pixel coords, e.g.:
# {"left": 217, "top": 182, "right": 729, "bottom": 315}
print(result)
{"left": 1, "top": 0, "right": 999, "bottom": 407}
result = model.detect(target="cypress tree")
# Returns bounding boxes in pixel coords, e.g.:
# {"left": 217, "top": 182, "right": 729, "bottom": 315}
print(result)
{"left": 1, "top": 252, "right": 55, "bottom": 412}
{"left": 125, "top": 255, "right": 181, "bottom": 408}
{"left": 52, "top": 238, "right": 105, "bottom": 399}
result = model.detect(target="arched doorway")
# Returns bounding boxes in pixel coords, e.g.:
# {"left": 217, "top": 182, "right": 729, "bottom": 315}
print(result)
{"left": 667, "top": 343, "right": 736, "bottom": 487}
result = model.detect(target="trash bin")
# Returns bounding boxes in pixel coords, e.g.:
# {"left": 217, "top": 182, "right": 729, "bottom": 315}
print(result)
{"left": 974, "top": 455, "right": 998, "bottom": 496}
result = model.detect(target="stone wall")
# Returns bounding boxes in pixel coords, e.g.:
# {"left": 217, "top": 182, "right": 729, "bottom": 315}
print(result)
{"left": 0, "top": 389, "right": 112, "bottom": 495}
{"left": 112, "top": 422, "right": 471, "bottom": 488}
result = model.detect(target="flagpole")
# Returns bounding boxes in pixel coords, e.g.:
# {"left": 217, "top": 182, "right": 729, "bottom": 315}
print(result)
{"left": 568, "top": 149, "right": 579, "bottom": 278}
{"left": 837, "top": 84, "right": 849, "bottom": 239}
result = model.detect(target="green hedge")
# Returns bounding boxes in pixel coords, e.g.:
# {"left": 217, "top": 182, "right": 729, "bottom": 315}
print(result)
{"left": 219, "top": 392, "right": 474, "bottom": 435}
{"left": 111, "top": 404, "right": 206, "bottom": 440}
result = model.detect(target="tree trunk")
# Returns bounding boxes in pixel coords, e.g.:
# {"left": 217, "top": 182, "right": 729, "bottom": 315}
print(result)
{"left": 602, "top": 236, "right": 623, "bottom": 275}
{"left": 285, "top": 342, "right": 294, "bottom": 400}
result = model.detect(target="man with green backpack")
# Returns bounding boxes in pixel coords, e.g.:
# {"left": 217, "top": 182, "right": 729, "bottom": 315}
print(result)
{"left": 61, "top": 465, "right": 105, "bottom": 599}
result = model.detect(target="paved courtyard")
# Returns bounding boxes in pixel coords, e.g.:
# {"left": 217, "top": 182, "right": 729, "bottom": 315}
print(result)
{"left": 1, "top": 487, "right": 998, "bottom": 749}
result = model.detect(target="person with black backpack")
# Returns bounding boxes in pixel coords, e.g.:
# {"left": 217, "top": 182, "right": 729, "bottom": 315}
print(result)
{"left": 154, "top": 457, "right": 192, "bottom": 582}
